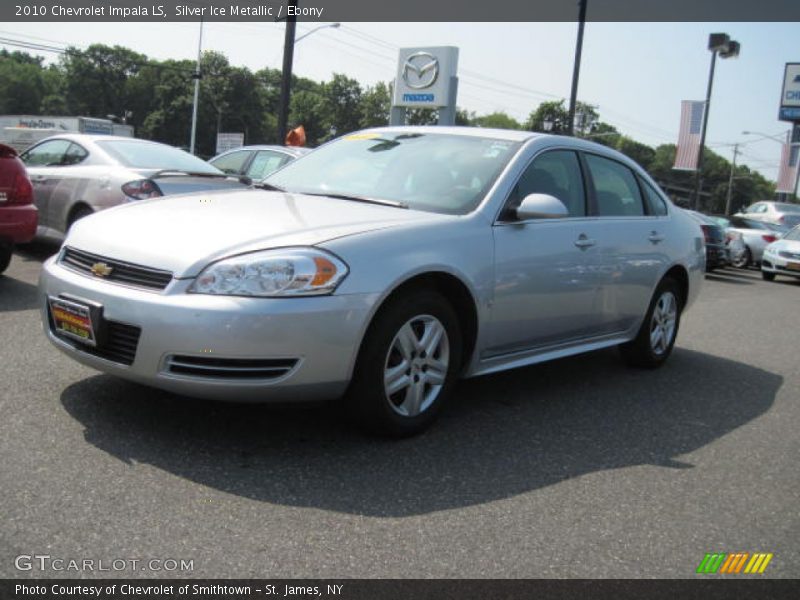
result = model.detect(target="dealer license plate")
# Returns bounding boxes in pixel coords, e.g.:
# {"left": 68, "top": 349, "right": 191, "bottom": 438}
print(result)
{"left": 48, "top": 297, "right": 97, "bottom": 346}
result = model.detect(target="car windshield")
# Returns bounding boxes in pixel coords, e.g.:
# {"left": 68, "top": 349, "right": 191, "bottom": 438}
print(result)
{"left": 730, "top": 217, "right": 769, "bottom": 230}
{"left": 775, "top": 202, "right": 800, "bottom": 213}
{"left": 265, "top": 132, "right": 522, "bottom": 215}
{"left": 784, "top": 226, "right": 800, "bottom": 241}
{"left": 97, "top": 140, "right": 223, "bottom": 174}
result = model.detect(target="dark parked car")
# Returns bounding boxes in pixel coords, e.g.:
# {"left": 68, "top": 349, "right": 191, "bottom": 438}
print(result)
{"left": 0, "top": 143, "right": 37, "bottom": 274}
{"left": 685, "top": 210, "right": 727, "bottom": 271}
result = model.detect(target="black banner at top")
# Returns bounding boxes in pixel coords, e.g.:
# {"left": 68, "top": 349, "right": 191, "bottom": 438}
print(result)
{"left": 2, "top": 0, "right": 800, "bottom": 22}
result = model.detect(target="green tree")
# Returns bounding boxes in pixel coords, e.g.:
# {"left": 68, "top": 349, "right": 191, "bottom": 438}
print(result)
{"left": 473, "top": 111, "right": 522, "bottom": 130}
{"left": 359, "top": 81, "right": 392, "bottom": 129}
{"left": 62, "top": 44, "right": 148, "bottom": 118}
{"left": 0, "top": 50, "right": 47, "bottom": 114}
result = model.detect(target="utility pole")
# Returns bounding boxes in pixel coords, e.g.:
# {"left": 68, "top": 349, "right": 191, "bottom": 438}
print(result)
{"left": 692, "top": 51, "right": 716, "bottom": 210}
{"left": 189, "top": 17, "right": 204, "bottom": 155}
{"left": 567, "top": 0, "right": 588, "bottom": 137}
{"left": 724, "top": 143, "right": 739, "bottom": 215}
{"left": 277, "top": 1, "right": 298, "bottom": 146}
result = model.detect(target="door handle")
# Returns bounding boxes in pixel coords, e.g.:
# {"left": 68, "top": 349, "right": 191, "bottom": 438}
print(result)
{"left": 574, "top": 234, "right": 596, "bottom": 249}
{"left": 648, "top": 231, "right": 665, "bottom": 244}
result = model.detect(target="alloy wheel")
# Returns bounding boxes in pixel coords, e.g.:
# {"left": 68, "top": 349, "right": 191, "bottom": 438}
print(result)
{"left": 649, "top": 291, "right": 677, "bottom": 356}
{"left": 383, "top": 314, "right": 450, "bottom": 417}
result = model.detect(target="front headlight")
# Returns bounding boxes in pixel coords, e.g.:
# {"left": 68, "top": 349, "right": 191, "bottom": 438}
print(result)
{"left": 765, "top": 244, "right": 779, "bottom": 256}
{"left": 188, "top": 248, "right": 348, "bottom": 297}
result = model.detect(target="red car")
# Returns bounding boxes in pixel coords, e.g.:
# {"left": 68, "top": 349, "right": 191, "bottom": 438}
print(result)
{"left": 0, "top": 143, "right": 37, "bottom": 274}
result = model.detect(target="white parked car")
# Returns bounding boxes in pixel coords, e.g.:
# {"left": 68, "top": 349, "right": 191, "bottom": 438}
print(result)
{"left": 761, "top": 225, "right": 800, "bottom": 281}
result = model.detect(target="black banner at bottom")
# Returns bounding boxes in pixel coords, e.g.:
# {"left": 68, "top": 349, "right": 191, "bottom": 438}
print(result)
{"left": 2, "top": 579, "right": 799, "bottom": 600}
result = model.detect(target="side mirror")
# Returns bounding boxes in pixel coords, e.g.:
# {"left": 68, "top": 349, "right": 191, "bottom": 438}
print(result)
{"left": 238, "top": 175, "right": 253, "bottom": 186}
{"left": 516, "top": 193, "right": 569, "bottom": 220}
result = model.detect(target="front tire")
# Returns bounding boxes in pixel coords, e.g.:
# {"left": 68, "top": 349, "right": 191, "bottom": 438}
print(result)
{"left": 762, "top": 271, "right": 776, "bottom": 282}
{"left": 620, "top": 278, "right": 682, "bottom": 369}
{"left": 346, "top": 290, "right": 462, "bottom": 437}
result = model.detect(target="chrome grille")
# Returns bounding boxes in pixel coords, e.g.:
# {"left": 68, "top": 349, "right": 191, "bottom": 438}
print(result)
{"left": 60, "top": 247, "right": 173, "bottom": 291}
{"left": 166, "top": 355, "right": 298, "bottom": 379}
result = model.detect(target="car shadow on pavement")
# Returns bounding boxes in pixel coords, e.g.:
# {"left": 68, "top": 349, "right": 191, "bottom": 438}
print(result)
{"left": 0, "top": 275, "right": 39, "bottom": 312}
{"left": 704, "top": 273, "right": 753, "bottom": 285}
{"left": 15, "top": 240, "right": 61, "bottom": 263}
{"left": 60, "top": 347, "right": 781, "bottom": 517}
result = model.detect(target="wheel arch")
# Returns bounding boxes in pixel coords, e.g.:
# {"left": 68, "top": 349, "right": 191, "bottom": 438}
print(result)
{"left": 352, "top": 270, "right": 480, "bottom": 377}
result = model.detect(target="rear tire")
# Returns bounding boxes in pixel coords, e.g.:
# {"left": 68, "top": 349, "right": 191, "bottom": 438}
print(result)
{"left": 0, "top": 242, "right": 12, "bottom": 274}
{"left": 345, "top": 290, "right": 462, "bottom": 437}
{"left": 620, "top": 277, "right": 682, "bottom": 369}
{"left": 762, "top": 271, "right": 776, "bottom": 282}
{"left": 732, "top": 247, "right": 751, "bottom": 269}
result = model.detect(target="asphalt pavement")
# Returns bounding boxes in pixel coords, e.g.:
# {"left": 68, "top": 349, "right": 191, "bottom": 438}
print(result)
{"left": 1, "top": 243, "right": 798, "bottom": 578}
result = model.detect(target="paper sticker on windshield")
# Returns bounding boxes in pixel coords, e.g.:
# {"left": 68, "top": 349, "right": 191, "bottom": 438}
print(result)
{"left": 344, "top": 133, "right": 381, "bottom": 141}
{"left": 483, "top": 141, "right": 513, "bottom": 158}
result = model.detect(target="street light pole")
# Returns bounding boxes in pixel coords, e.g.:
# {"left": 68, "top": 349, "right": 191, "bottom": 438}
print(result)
{"left": 567, "top": 0, "right": 588, "bottom": 137}
{"left": 692, "top": 33, "right": 740, "bottom": 210}
{"left": 189, "top": 16, "right": 204, "bottom": 155}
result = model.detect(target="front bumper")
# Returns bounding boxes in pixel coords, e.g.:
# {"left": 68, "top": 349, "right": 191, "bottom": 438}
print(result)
{"left": 705, "top": 243, "right": 728, "bottom": 269}
{"left": 39, "top": 256, "right": 378, "bottom": 402}
{"left": 762, "top": 254, "right": 800, "bottom": 279}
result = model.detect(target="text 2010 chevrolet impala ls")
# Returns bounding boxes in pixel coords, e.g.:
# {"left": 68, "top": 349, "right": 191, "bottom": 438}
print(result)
{"left": 39, "top": 127, "right": 704, "bottom": 436}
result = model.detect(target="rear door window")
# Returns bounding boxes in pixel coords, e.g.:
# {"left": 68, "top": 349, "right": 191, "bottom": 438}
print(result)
{"left": 639, "top": 177, "right": 668, "bottom": 216}
{"left": 584, "top": 154, "right": 645, "bottom": 217}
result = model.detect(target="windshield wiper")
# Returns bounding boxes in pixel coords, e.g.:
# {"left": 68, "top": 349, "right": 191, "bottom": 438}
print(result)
{"left": 302, "top": 192, "right": 408, "bottom": 209}
{"left": 253, "top": 181, "right": 285, "bottom": 192}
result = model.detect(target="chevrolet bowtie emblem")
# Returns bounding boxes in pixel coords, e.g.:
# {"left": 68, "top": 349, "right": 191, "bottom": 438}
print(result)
{"left": 90, "top": 262, "right": 113, "bottom": 277}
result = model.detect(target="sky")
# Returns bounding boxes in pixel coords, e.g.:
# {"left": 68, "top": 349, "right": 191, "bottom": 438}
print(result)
{"left": 2, "top": 20, "right": 797, "bottom": 183}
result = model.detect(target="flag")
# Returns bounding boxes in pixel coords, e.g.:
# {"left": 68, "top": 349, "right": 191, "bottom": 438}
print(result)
{"left": 673, "top": 100, "right": 705, "bottom": 171}
{"left": 776, "top": 142, "right": 799, "bottom": 193}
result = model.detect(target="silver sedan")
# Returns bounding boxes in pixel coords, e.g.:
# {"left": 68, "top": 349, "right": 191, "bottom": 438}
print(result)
{"left": 39, "top": 127, "right": 704, "bottom": 436}
{"left": 22, "top": 134, "right": 247, "bottom": 238}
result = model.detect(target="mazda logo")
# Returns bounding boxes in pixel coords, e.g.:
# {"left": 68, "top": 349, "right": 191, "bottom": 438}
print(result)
{"left": 402, "top": 52, "right": 439, "bottom": 90}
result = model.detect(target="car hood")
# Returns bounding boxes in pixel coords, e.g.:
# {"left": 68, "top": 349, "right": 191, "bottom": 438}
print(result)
{"left": 65, "top": 189, "right": 441, "bottom": 277}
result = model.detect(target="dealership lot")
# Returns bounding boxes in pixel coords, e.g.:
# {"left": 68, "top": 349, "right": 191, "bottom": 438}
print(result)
{"left": 1, "top": 244, "right": 798, "bottom": 578}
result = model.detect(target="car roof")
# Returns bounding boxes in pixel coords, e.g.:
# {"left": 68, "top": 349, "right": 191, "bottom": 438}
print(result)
{"left": 361, "top": 125, "right": 540, "bottom": 143}
{"left": 212, "top": 145, "right": 311, "bottom": 158}
{"left": 33, "top": 133, "right": 164, "bottom": 145}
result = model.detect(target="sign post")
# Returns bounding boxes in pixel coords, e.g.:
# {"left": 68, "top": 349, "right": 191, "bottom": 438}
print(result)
{"left": 390, "top": 47, "right": 459, "bottom": 126}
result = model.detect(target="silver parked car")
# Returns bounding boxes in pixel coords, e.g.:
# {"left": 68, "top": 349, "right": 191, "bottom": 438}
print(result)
{"left": 737, "top": 201, "right": 800, "bottom": 228}
{"left": 708, "top": 215, "right": 785, "bottom": 267}
{"left": 209, "top": 145, "right": 311, "bottom": 183}
{"left": 39, "top": 127, "right": 704, "bottom": 436}
{"left": 21, "top": 134, "right": 247, "bottom": 238}
{"left": 761, "top": 225, "right": 800, "bottom": 281}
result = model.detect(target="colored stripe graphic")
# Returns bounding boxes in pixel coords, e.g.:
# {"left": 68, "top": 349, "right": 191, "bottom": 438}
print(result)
{"left": 719, "top": 553, "right": 749, "bottom": 573}
{"left": 696, "top": 553, "right": 726, "bottom": 574}
{"left": 697, "top": 552, "right": 773, "bottom": 574}
{"left": 744, "top": 553, "right": 773, "bottom": 574}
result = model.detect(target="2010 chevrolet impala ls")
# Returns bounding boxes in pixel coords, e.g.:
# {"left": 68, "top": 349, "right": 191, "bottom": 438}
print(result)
{"left": 39, "top": 127, "right": 704, "bottom": 436}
